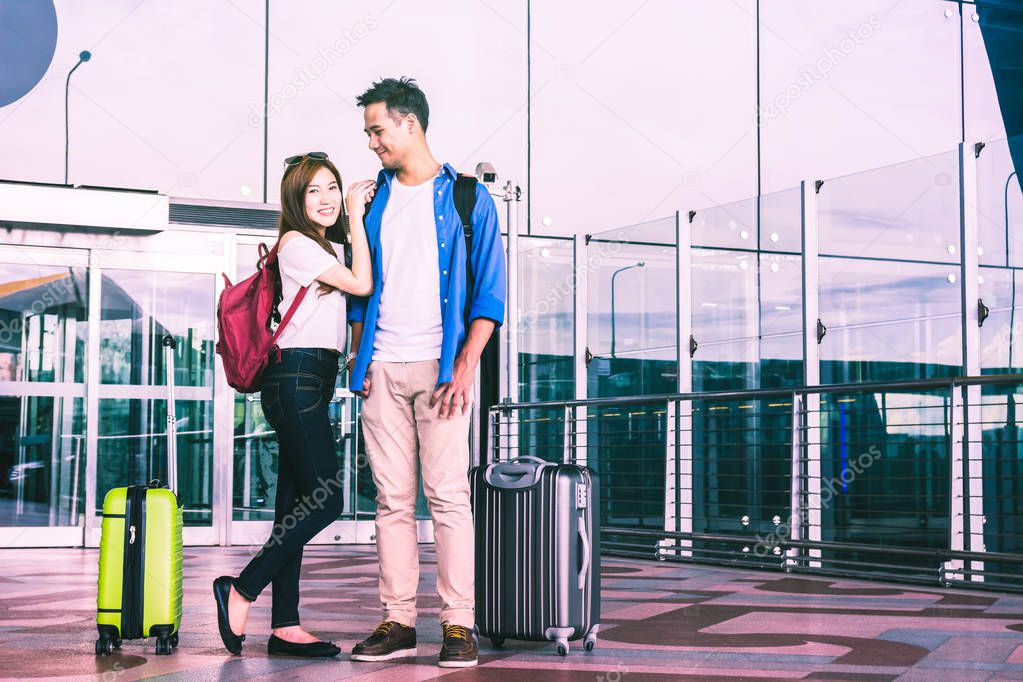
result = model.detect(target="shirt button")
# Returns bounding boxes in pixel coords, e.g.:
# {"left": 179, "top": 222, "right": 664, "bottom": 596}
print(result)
{"left": 437, "top": 190, "right": 442, "bottom": 196}
{"left": 441, "top": 242, "right": 446, "bottom": 248}
{"left": 443, "top": 270, "right": 448, "bottom": 275}
{"left": 443, "top": 298, "right": 448, "bottom": 304}
{"left": 438, "top": 215, "right": 444, "bottom": 221}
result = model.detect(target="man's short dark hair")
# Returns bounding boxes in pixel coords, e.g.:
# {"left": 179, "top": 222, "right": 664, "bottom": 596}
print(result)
{"left": 357, "top": 77, "right": 430, "bottom": 131}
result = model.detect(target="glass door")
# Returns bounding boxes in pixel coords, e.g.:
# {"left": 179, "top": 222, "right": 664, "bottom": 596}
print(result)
{"left": 0, "top": 245, "right": 90, "bottom": 547}
{"left": 84, "top": 248, "right": 222, "bottom": 546}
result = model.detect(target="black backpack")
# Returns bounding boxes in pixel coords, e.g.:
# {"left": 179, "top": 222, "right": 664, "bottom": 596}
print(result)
{"left": 452, "top": 176, "right": 501, "bottom": 460}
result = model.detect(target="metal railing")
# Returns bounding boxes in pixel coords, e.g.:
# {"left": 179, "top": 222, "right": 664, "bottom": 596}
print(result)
{"left": 490, "top": 374, "right": 1023, "bottom": 592}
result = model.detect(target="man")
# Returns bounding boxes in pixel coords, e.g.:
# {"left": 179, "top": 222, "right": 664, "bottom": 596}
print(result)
{"left": 346, "top": 77, "right": 506, "bottom": 669}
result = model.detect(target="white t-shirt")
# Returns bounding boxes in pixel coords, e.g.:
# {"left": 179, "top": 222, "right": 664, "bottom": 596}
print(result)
{"left": 372, "top": 176, "right": 444, "bottom": 362}
{"left": 274, "top": 233, "right": 347, "bottom": 353}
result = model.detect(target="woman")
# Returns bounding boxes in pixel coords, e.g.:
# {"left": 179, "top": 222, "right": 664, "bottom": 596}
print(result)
{"left": 213, "top": 153, "right": 375, "bottom": 657}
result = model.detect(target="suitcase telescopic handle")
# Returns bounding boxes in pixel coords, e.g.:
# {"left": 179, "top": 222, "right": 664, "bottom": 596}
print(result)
{"left": 162, "top": 334, "right": 178, "bottom": 492}
{"left": 577, "top": 519, "right": 591, "bottom": 590}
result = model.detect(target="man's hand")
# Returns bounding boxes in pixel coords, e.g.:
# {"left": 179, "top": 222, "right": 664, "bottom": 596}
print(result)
{"left": 351, "top": 358, "right": 371, "bottom": 398}
{"left": 354, "top": 376, "right": 371, "bottom": 399}
{"left": 430, "top": 352, "right": 478, "bottom": 419}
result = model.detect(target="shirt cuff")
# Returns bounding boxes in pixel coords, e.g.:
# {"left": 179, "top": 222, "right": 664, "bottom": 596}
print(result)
{"left": 468, "top": 295, "right": 505, "bottom": 327}
{"left": 347, "top": 304, "right": 366, "bottom": 323}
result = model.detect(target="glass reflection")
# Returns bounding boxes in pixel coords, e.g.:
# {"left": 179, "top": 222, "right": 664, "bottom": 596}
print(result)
{"left": 818, "top": 151, "right": 960, "bottom": 263}
{"left": 977, "top": 136, "right": 1023, "bottom": 268}
{"left": 587, "top": 218, "right": 677, "bottom": 398}
{"left": 0, "top": 264, "right": 88, "bottom": 384}
{"left": 819, "top": 257, "right": 962, "bottom": 383}
{"left": 0, "top": 396, "right": 85, "bottom": 527}
{"left": 691, "top": 250, "right": 803, "bottom": 390}
{"left": 96, "top": 398, "right": 212, "bottom": 526}
{"left": 100, "top": 270, "right": 215, "bottom": 387}
{"left": 979, "top": 266, "right": 1023, "bottom": 373}
{"left": 818, "top": 389, "right": 950, "bottom": 571}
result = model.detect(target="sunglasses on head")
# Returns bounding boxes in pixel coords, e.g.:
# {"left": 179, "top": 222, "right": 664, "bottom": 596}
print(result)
{"left": 284, "top": 151, "right": 329, "bottom": 166}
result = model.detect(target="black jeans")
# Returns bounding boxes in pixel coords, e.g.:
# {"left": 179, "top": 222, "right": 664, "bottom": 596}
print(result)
{"left": 235, "top": 348, "right": 342, "bottom": 628}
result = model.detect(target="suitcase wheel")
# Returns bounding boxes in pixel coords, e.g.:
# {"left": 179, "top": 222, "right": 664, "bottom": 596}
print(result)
{"left": 584, "top": 636, "right": 596, "bottom": 652}
{"left": 556, "top": 642, "right": 568, "bottom": 657}
{"left": 94, "top": 638, "right": 114, "bottom": 656}
{"left": 155, "top": 638, "right": 172, "bottom": 655}
{"left": 490, "top": 636, "right": 505, "bottom": 648}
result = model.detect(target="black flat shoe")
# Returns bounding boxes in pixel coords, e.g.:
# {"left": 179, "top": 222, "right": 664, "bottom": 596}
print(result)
{"left": 267, "top": 635, "right": 341, "bottom": 658}
{"left": 213, "top": 576, "right": 246, "bottom": 655}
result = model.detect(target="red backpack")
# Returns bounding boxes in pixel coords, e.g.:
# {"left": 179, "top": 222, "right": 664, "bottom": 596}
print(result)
{"left": 215, "top": 241, "right": 309, "bottom": 392}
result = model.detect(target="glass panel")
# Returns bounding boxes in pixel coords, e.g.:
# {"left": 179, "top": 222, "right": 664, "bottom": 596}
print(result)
{"left": 517, "top": 237, "right": 574, "bottom": 403}
{"left": 587, "top": 218, "right": 677, "bottom": 398}
{"left": 760, "top": 186, "right": 801, "bottom": 253}
{"left": 236, "top": 241, "right": 275, "bottom": 282}
{"left": 501, "top": 235, "right": 569, "bottom": 469}
{"left": 979, "top": 386, "right": 1023, "bottom": 584}
{"left": 0, "top": 396, "right": 85, "bottom": 527}
{"left": 819, "top": 257, "right": 962, "bottom": 383}
{"left": 761, "top": 253, "right": 804, "bottom": 387}
{"left": 0, "top": 263, "right": 88, "bottom": 383}
{"left": 977, "top": 136, "right": 1023, "bottom": 268}
{"left": 964, "top": 8, "right": 1009, "bottom": 143}
{"left": 691, "top": 197, "right": 756, "bottom": 250}
{"left": 816, "top": 388, "right": 950, "bottom": 575}
{"left": 232, "top": 394, "right": 277, "bottom": 522}
{"left": 690, "top": 396, "right": 794, "bottom": 565}
{"left": 818, "top": 151, "right": 960, "bottom": 263}
{"left": 97, "top": 398, "right": 213, "bottom": 526}
{"left": 510, "top": 406, "right": 566, "bottom": 464}
{"left": 692, "top": 250, "right": 803, "bottom": 390}
{"left": 980, "top": 266, "right": 1023, "bottom": 373}
{"left": 588, "top": 402, "right": 666, "bottom": 556}
{"left": 100, "top": 270, "right": 215, "bottom": 387}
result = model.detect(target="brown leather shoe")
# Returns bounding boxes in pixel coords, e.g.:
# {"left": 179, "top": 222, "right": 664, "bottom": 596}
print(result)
{"left": 350, "top": 621, "right": 417, "bottom": 662}
{"left": 438, "top": 623, "right": 478, "bottom": 668}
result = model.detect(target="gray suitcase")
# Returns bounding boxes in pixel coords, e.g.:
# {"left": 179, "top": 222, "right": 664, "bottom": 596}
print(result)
{"left": 470, "top": 455, "right": 600, "bottom": 656}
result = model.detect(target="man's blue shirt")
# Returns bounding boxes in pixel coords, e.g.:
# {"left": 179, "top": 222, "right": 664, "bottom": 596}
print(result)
{"left": 347, "top": 162, "right": 506, "bottom": 388}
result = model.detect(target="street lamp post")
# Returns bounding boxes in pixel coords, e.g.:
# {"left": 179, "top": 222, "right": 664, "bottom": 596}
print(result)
{"left": 65, "top": 50, "right": 92, "bottom": 185}
{"left": 610, "top": 261, "right": 645, "bottom": 358}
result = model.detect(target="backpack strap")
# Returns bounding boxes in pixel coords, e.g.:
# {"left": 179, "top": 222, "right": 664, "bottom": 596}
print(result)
{"left": 270, "top": 285, "right": 309, "bottom": 345}
{"left": 454, "top": 175, "right": 477, "bottom": 243}
{"left": 454, "top": 175, "right": 478, "bottom": 323}
{"left": 268, "top": 237, "right": 311, "bottom": 346}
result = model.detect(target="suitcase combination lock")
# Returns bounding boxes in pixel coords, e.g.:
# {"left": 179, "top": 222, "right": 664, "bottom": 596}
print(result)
{"left": 576, "top": 484, "right": 588, "bottom": 509}
{"left": 129, "top": 526, "right": 136, "bottom": 544}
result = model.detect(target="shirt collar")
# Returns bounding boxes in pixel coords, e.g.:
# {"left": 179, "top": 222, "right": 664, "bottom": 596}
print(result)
{"left": 377, "top": 162, "right": 458, "bottom": 187}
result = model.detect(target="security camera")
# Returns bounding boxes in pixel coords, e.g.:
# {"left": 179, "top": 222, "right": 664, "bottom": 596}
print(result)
{"left": 474, "top": 162, "right": 498, "bottom": 186}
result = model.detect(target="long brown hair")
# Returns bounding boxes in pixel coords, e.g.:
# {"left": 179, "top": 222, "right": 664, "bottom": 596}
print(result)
{"left": 276, "top": 156, "right": 349, "bottom": 297}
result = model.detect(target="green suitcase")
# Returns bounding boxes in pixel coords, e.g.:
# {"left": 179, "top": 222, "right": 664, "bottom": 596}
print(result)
{"left": 96, "top": 483, "right": 183, "bottom": 655}
{"left": 96, "top": 336, "right": 185, "bottom": 656}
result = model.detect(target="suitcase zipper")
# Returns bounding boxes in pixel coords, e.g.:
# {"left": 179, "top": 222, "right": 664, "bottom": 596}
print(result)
{"left": 120, "top": 486, "right": 146, "bottom": 639}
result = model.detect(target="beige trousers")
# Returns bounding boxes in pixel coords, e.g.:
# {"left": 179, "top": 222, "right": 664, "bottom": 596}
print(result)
{"left": 360, "top": 359, "right": 475, "bottom": 628}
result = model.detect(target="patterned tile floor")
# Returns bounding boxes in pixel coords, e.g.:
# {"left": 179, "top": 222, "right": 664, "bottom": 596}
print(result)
{"left": 2, "top": 545, "right": 1023, "bottom": 680}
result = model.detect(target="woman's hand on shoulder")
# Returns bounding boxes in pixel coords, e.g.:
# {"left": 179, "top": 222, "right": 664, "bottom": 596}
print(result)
{"left": 346, "top": 180, "right": 376, "bottom": 219}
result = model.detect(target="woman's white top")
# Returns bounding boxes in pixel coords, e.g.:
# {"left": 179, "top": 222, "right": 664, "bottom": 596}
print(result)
{"left": 274, "top": 233, "right": 347, "bottom": 353}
